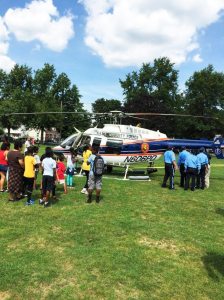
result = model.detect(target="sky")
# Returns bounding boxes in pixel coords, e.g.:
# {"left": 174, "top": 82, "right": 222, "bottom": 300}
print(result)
{"left": 0, "top": 0, "right": 224, "bottom": 111}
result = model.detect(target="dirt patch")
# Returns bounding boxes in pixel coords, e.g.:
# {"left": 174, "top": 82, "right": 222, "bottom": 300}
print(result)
{"left": 0, "top": 291, "right": 11, "bottom": 300}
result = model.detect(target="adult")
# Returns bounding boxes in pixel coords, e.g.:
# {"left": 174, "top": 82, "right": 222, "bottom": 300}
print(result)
{"left": 87, "top": 146, "right": 105, "bottom": 203}
{"left": 81, "top": 144, "right": 92, "bottom": 195}
{"left": 0, "top": 143, "right": 9, "bottom": 192}
{"left": 162, "top": 146, "right": 178, "bottom": 190}
{"left": 205, "top": 150, "right": 212, "bottom": 188}
{"left": 184, "top": 151, "right": 201, "bottom": 191}
{"left": 7, "top": 140, "right": 24, "bottom": 201}
{"left": 178, "top": 146, "right": 189, "bottom": 188}
{"left": 196, "top": 147, "right": 208, "bottom": 190}
{"left": 24, "top": 137, "right": 31, "bottom": 154}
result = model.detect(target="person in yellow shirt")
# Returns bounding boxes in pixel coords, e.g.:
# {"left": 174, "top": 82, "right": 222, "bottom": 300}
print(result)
{"left": 81, "top": 144, "right": 92, "bottom": 194}
{"left": 24, "top": 147, "right": 36, "bottom": 205}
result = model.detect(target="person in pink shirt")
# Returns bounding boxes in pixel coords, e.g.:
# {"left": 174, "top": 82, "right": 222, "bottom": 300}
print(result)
{"left": 0, "top": 143, "right": 9, "bottom": 192}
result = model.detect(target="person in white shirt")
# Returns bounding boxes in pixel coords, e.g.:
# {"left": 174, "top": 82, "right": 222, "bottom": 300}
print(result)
{"left": 40, "top": 148, "right": 56, "bottom": 208}
{"left": 24, "top": 137, "right": 31, "bottom": 154}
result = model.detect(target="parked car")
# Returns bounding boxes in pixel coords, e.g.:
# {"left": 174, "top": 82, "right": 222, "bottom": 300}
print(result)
{"left": 43, "top": 139, "right": 58, "bottom": 145}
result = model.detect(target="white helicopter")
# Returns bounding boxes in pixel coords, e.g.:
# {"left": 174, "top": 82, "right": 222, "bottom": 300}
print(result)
{"left": 53, "top": 111, "right": 220, "bottom": 171}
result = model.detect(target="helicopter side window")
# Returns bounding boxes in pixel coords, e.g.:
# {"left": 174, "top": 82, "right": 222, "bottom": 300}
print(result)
{"left": 92, "top": 138, "right": 102, "bottom": 148}
{"left": 105, "top": 139, "right": 123, "bottom": 154}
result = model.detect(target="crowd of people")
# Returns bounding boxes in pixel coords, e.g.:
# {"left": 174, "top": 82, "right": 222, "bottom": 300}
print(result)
{"left": 0, "top": 136, "right": 105, "bottom": 207}
{"left": 162, "top": 146, "right": 211, "bottom": 191}
{"left": 0, "top": 135, "right": 213, "bottom": 206}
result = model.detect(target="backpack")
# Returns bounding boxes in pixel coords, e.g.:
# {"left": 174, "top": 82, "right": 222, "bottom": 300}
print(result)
{"left": 93, "top": 155, "right": 104, "bottom": 177}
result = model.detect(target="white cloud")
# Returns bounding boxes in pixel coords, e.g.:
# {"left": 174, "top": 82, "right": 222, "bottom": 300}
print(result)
{"left": 4, "top": 0, "right": 74, "bottom": 52}
{"left": 193, "top": 54, "right": 203, "bottom": 63}
{"left": 0, "top": 16, "right": 15, "bottom": 72}
{"left": 80, "top": 0, "right": 224, "bottom": 67}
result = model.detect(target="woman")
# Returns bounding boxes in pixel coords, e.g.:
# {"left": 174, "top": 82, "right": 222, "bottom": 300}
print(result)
{"left": 7, "top": 140, "right": 24, "bottom": 201}
{"left": 81, "top": 144, "right": 92, "bottom": 194}
{"left": 0, "top": 143, "right": 9, "bottom": 192}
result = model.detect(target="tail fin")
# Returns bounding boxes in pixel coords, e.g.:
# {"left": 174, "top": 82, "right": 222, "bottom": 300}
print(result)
{"left": 213, "top": 136, "right": 224, "bottom": 159}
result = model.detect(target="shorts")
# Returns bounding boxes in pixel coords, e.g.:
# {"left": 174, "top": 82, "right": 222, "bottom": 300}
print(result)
{"left": 58, "top": 179, "right": 65, "bottom": 184}
{"left": 88, "top": 174, "right": 102, "bottom": 190}
{"left": 0, "top": 164, "right": 8, "bottom": 173}
{"left": 24, "top": 177, "right": 34, "bottom": 192}
{"left": 42, "top": 175, "right": 54, "bottom": 192}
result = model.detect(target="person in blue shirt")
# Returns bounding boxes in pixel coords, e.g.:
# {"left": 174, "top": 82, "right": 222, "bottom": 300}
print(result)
{"left": 184, "top": 151, "right": 201, "bottom": 191}
{"left": 162, "top": 146, "right": 178, "bottom": 190}
{"left": 178, "top": 146, "right": 189, "bottom": 188}
{"left": 196, "top": 147, "right": 208, "bottom": 190}
{"left": 86, "top": 146, "right": 106, "bottom": 203}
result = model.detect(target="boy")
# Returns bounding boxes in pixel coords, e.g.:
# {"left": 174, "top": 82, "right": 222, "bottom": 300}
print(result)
{"left": 87, "top": 146, "right": 105, "bottom": 203}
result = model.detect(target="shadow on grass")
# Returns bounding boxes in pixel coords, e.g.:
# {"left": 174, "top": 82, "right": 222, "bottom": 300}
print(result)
{"left": 202, "top": 252, "right": 224, "bottom": 281}
{"left": 215, "top": 208, "right": 224, "bottom": 216}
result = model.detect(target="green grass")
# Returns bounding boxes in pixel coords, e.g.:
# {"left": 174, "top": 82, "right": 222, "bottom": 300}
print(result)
{"left": 0, "top": 156, "right": 224, "bottom": 299}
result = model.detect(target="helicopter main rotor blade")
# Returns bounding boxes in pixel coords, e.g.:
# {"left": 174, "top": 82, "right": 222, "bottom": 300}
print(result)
{"left": 126, "top": 112, "right": 218, "bottom": 119}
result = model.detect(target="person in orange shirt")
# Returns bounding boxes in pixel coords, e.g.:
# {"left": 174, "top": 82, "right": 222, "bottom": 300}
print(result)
{"left": 24, "top": 147, "right": 36, "bottom": 205}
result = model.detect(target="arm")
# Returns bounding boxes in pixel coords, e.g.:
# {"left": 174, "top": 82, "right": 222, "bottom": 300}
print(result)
{"left": 18, "top": 158, "right": 24, "bottom": 168}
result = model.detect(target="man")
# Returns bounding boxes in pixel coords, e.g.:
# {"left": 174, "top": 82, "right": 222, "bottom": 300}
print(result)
{"left": 184, "top": 151, "right": 201, "bottom": 191}
{"left": 162, "top": 146, "right": 178, "bottom": 190}
{"left": 24, "top": 137, "right": 31, "bottom": 154}
{"left": 178, "top": 146, "right": 189, "bottom": 187}
{"left": 87, "top": 146, "right": 105, "bottom": 203}
{"left": 196, "top": 147, "right": 208, "bottom": 190}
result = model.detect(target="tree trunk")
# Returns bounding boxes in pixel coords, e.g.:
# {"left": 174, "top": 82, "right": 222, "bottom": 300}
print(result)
{"left": 41, "top": 127, "right": 44, "bottom": 143}
{"left": 7, "top": 125, "right": 10, "bottom": 136}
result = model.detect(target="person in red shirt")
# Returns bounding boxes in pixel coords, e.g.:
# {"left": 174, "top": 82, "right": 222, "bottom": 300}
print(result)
{"left": 56, "top": 155, "right": 67, "bottom": 194}
{"left": 0, "top": 143, "right": 10, "bottom": 192}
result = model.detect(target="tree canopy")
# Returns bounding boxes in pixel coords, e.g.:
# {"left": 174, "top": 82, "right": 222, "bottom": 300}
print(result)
{"left": 0, "top": 63, "right": 91, "bottom": 139}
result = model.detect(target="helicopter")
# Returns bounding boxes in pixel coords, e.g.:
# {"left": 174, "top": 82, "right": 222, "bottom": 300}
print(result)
{"left": 2, "top": 110, "right": 224, "bottom": 168}
{"left": 52, "top": 111, "right": 224, "bottom": 172}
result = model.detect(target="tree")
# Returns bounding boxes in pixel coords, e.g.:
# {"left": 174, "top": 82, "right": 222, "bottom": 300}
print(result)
{"left": 92, "top": 98, "right": 122, "bottom": 127}
{"left": 183, "top": 65, "right": 224, "bottom": 138}
{"left": 0, "top": 64, "right": 33, "bottom": 135}
{"left": 120, "top": 57, "right": 181, "bottom": 136}
{"left": 31, "top": 64, "right": 59, "bottom": 141}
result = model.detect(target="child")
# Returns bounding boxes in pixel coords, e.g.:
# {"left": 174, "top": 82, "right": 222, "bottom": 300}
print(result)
{"left": 33, "top": 146, "right": 40, "bottom": 190}
{"left": 40, "top": 148, "right": 56, "bottom": 208}
{"left": 65, "top": 149, "right": 76, "bottom": 189}
{"left": 81, "top": 144, "right": 92, "bottom": 195}
{"left": 24, "top": 147, "right": 36, "bottom": 205}
{"left": 56, "top": 155, "right": 67, "bottom": 194}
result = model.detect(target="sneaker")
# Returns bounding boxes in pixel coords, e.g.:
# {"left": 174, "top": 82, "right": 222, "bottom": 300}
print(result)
{"left": 25, "top": 201, "right": 34, "bottom": 206}
{"left": 81, "top": 188, "right": 87, "bottom": 194}
{"left": 86, "top": 195, "right": 92, "bottom": 203}
{"left": 96, "top": 196, "right": 100, "bottom": 203}
{"left": 39, "top": 199, "right": 44, "bottom": 205}
{"left": 44, "top": 202, "right": 51, "bottom": 208}
{"left": 84, "top": 190, "right": 89, "bottom": 195}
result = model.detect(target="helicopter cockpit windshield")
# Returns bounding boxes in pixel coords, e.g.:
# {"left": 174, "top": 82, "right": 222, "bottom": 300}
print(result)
{"left": 60, "top": 133, "right": 80, "bottom": 148}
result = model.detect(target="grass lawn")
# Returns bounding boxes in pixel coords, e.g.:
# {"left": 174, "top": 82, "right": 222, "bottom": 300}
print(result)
{"left": 0, "top": 154, "right": 224, "bottom": 299}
